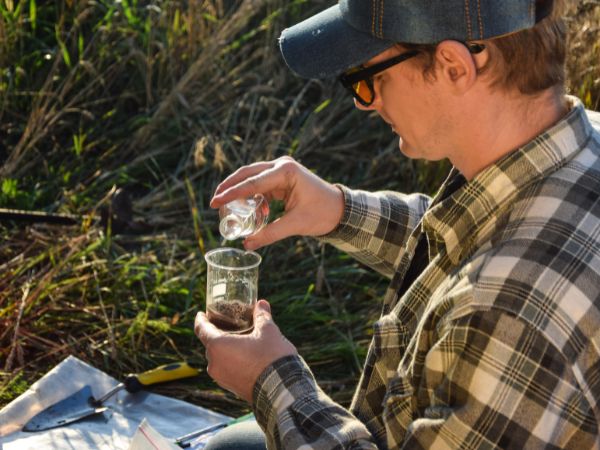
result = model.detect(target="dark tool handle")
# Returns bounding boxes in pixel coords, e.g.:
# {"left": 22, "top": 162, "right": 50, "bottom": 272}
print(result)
{"left": 0, "top": 208, "right": 79, "bottom": 225}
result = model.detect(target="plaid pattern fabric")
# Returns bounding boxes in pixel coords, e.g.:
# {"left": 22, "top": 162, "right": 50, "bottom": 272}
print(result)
{"left": 252, "top": 97, "right": 600, "bottom": 449}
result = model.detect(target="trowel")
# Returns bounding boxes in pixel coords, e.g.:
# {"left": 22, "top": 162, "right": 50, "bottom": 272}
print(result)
{"left": 22, "top": 361, "right": 200, "bottom": 432}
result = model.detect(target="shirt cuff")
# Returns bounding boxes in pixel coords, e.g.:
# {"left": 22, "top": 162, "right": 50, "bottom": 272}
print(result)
{"left": 252, "top": 354, "right": 318, "bottom": 428}
{"left": 317, "top": 184, "right": 360, "bottom": 241}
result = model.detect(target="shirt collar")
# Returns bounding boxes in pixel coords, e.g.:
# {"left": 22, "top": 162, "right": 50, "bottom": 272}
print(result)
{"left": 422, "top": 96, "right": 595, "bottom": 266}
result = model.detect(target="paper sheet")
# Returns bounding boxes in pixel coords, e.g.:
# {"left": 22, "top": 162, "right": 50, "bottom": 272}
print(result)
{"left": 129, "top": 419, "right": 181, "bottom": 450}
{"left": 0, "top": 356, "right": 230, "bottom": 450}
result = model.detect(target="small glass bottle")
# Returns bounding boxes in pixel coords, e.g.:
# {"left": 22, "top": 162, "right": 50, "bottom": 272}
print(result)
{"left": 219, "top": 194, "right": 269, "bottom": 240}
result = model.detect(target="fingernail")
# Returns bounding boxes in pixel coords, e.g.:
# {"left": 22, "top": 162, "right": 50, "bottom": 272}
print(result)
{"left": 257, "top": 300, "right": 270, "bottom": 312}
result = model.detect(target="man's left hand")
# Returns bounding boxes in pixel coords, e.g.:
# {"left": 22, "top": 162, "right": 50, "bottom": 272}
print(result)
{"left": 195, "top": 299, "right": 297, "bottom": 403}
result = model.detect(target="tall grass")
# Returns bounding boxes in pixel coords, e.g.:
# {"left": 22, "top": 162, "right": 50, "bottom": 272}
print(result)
{"left": 0, "top": 0, "right": 598, "bottom": 415}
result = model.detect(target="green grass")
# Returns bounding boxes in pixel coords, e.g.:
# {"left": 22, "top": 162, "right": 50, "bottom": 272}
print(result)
{"left": 0, "top": 0, "right": 599, "bottom": 417}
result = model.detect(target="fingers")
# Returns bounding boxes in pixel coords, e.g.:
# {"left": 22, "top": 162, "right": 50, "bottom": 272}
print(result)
{"left": 212, "top": 161, "right": 275, "bottom": 199}
{"left": 211, "top": 166, "right": 290, "bottom": 209}
{"left": 194, "top": 312, "right": 222, "bottom": 344}
{"left": 243, "top": 216, "right": 292, "bottom": 250}
{"left": 210, "top": 157, "right": 298, "bottom": 208}
{"left": 253, "top": 300, "right": 272, "bottom": 328}
{"left": 252, "top": 300, "right": 281, "bottom": 342}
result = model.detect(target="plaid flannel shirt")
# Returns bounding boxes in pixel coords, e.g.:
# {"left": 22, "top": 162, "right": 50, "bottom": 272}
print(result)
{"left": 252, "top": 96, "right": 600, "bottom": 449}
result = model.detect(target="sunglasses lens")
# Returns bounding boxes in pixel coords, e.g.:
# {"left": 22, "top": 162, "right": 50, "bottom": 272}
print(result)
{"left": 353, "top": 80, "right": 373, "bottom": 105}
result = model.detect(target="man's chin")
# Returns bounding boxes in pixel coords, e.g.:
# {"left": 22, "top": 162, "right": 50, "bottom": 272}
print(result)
{"left": 398, "top": 137, "right": 415, "bottom": 158}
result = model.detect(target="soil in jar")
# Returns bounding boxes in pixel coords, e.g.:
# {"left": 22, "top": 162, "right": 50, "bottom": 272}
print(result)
{"left": 207, "top": 299, "right": 253, "bottom": 333}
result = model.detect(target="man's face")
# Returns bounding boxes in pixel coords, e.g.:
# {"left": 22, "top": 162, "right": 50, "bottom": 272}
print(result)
{"left": 354, "top": 46, "right": 454, "bottom": 161}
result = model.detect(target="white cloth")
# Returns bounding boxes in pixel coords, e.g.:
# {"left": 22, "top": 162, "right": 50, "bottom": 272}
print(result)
{"left": 0, "top": 356, "right": 230, "bottom": 449}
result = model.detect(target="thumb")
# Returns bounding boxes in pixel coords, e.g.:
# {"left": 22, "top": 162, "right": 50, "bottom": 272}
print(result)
{"left": 253, "top": 300, "right": 272, "bottom": 328}
{"left": 243, "top": 217, "right": 292, "bottom": 251}
{"left": 195, "top": 311, "right": 222, "bottom": 344}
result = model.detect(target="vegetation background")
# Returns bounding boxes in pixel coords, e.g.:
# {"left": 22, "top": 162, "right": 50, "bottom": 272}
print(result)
{"left": 0, "top": 0, "right": 598, "bottom": 419}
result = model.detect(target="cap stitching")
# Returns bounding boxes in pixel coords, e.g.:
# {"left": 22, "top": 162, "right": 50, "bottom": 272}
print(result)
{"left": 529, "top": 0, "right": 535, "bottom": 21}
{"left": 464, "top": 0, "right": 473, "bottom": 40}
{"left": 371, "top": 0, "right": 376, "bottom": 36}
{"left": 477, "top": 0, "right": 483, "bottom": 38}
{"left": 379, "top": 0, "right": 384, "bottom": 38}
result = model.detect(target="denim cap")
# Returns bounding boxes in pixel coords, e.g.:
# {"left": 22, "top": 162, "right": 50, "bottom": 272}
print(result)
{"left": 279, "top": 0, "right": 552, "bottom": 79}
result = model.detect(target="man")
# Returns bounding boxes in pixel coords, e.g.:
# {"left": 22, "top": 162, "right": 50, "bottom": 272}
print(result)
{"left": 196, "top": 0, "right": 600, "bottom": 448}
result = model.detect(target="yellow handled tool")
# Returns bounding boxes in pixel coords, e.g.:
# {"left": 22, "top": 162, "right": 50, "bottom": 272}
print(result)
{"left": 92, "top": 362, "right": 200, "bottom": 405}
{"left": 128, "top": 362, "right": 200, "bottom": 391}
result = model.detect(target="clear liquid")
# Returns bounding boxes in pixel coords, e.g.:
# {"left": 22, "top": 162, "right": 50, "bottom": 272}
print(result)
{"left": 208, "top": 278, "right": 256, "bottom": 306}
{"left": 219, "top": 199, "right": 261, "bottom": 240}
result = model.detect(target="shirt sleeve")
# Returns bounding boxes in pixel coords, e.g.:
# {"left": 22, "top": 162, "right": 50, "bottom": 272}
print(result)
{"left": 252, "top": 310, "right": 595, "bottom": 450}
{"left": 394, "top": 310, "right": 595, "bottom": 449}
{"left": 318, "top": 185, "right": 431, "bottom": 279}
{"left": 252, "top": 355, "right": 378, "bottom": 450}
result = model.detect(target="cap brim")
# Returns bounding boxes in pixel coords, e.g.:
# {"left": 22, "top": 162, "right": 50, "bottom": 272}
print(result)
{"left": 279, "top": 5, "right": 394, "bottom": 79}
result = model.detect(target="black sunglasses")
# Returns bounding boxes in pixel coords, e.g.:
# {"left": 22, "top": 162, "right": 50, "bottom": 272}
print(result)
{"left": 339, "top": 43, "right": 486, "bottom": 107}
{"left": 338, "top": 50, "right": 419, "bottom": 107}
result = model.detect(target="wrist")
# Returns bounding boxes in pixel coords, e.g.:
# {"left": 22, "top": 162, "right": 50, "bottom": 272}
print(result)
{"left": 322, "top": 183, "right": 345, "bottom": 235}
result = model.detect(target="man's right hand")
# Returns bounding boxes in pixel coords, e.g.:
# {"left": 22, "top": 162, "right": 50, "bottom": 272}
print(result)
{"left": 210, "top": 156, "right": 344, "bottom": 250}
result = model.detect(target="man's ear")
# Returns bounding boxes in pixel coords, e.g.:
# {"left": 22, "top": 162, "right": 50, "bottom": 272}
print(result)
{"left": 434, "top": 40, "right": 481, "bottom": 93}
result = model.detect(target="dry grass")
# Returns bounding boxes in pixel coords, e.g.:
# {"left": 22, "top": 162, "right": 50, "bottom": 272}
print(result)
{"left": 565, "top": 0, "right": 600, "bottom": 109}
{"left": 0, "top": 0, "right": 598, "bottom": 417}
